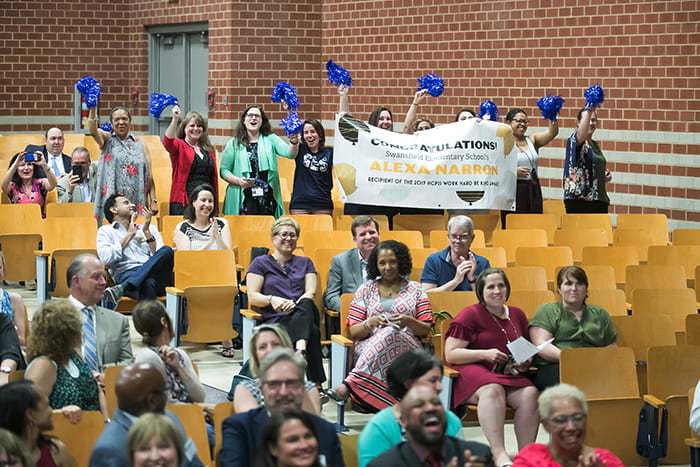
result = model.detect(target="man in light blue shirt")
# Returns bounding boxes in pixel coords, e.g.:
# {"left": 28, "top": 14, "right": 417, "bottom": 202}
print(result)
{"left": 97, "top": 193, "right": 173, "bottom": 304}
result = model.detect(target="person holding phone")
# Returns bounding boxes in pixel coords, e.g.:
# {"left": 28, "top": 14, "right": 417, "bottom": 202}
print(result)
{"left": 57, "top": 146, "right": 97, "bottom": 203}
{"left": 1, "top": 149, "right": 57, "bottom": 217}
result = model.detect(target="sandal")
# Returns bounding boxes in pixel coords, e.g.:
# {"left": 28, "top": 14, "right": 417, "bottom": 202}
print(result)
{"left": 221, "top": 347, "right": 235, "bottom": 358}
{"left": 324, "top": 387, "right": 348, "bottom": 403}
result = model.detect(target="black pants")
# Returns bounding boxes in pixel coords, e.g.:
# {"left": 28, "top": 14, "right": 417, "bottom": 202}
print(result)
{"left": 564, "top": 199, "right": 609, "bottom": 213}
{"left": 533, "top": 364, "right": 560, "bottom": 391}
{"left": 277, "top": 298, "right": 326, "bottom": 384}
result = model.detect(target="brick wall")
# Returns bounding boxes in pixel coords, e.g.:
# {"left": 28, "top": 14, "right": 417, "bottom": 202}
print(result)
{"left": 1, "top": 0, "right": 698, "bottom": 226}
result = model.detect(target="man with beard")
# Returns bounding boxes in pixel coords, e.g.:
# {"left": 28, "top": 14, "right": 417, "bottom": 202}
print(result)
{"left": 368, "top": 386, "right": 493, "bottom": 467}
{"left": 219, "top": 348, "right": 345, "bottom": 467}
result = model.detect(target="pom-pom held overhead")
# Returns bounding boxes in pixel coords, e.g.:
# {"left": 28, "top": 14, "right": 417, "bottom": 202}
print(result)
{"left": 326, "top": 60, "right": 353, "bottom": 87}
{"left": 478, "top": 100, "right": 499, "bottom": 121}
{"left": 149, "top": 93, "right": 180, "bottom": 119}
{"left": 584, "top": 84, "right": 605, "bottom": 108}
{"left": 537, "top": 95, "right": 566, "bottom": 121}
{"left": 417, "top": 73, "right": 445, "bottom": 98}
{"left": 270, "top": 81, "right": 300, "bottom": 111}
{"left": 280, "top": 112, "right": 303, "bottom": 137}
{"left": 99, "top": 122, "right": 112, "bottom": 132}
{"left": 75, "top": 76, "right": 103, "bottom": 108}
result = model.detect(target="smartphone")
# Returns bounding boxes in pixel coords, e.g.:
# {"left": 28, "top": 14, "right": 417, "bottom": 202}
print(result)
{"left": 24, "top": 152, "right": 35, "bottom": 162}
{"left": 244, "top": 177, "right": 257, "bottom": 184}
{"left": 72, "top": 165, "right": 83, "bottom": 178}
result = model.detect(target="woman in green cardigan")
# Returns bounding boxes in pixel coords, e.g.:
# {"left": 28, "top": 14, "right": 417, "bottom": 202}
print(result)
{"left": 220, "top": 105, "right": 294, "bottom": 218}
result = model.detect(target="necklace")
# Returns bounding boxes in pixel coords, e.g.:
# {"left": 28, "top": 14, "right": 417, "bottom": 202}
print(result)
{"left": 272, "top": 254, "right": 288, "bottom": 275}
{"left": 379, "top": 280, "right": 402, "bottom": 298}
{"left": 487, "top": 305, "right": 520, "bottom": 344}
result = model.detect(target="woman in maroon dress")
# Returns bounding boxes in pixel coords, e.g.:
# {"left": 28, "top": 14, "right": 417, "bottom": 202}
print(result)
{"left": 445, "top": 268, "right": 539, "bottom": 467}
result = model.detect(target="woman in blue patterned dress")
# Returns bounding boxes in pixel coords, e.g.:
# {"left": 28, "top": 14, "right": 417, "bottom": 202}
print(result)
{"left": 0, "top": 253, "right": 25, "bottom": 346}
{"left": 88, "top": 105, "right": 156, "bottom": 223}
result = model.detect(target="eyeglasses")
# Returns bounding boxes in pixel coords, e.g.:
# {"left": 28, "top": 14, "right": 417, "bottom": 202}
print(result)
{"left": 448, "top": 234, "right": 472, "bottom": 242}
{"left": 276, "top": 232, "right": 298, "bottom": 239}
{"left": 512, "top": 118, "right": 530, "bottom": 125}
{"left": 262, "top": 379, "right": 304, "bottom": 390}
{"left": 246, "top": 113, "right": 262, "bottom": 119}
{"left": 547, "top": 412, "right": 586, "bottom": 426}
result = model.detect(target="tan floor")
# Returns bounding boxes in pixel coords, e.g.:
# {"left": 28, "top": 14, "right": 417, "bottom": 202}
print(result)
{"left": 14, "top": 283, "right": 686, "bottom": 467}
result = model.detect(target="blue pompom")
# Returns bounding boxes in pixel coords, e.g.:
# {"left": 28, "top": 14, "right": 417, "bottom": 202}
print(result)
{"left": 75, "top": 76, "right": 103, "bottom": 108}
{"left": 417, "top": 73, "right": 444, "bottom": 98}
{"left": 326, "top": 60, "right": 353, "bottom": 87}
{"left": 271, "top": 82, "right": 300, "bottom": 111}
{"left": 100, "top": 122, "right": 112, "bottom": 132}
{"left": 149, "top": 93, "right": 180, "bottom": 119}
{"left": 537, "top": 95, "right": 566, "bottom": 121}
{"left": 280, "top": 112, "right": 303, "bottom": 137}
{"left": 584, "top": 84, "right": 605, "bottom": 108}
{"left": 478, "top": 100, "right": 499, "bottom": 121}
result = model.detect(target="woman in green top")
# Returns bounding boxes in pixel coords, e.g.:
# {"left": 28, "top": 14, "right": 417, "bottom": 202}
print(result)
{"left": 529, "top": 266, "right": 617, "bottom": 391}
{"left": 25, "top": 299, "right": 109, "bottom": 424}
{"left": 219, "top": 105, "right": 295, "bottom": 218}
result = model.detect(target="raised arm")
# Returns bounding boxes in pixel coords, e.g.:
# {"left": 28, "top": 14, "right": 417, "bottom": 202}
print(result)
{"left": 0, "top": 156, "right": 19, "bottom": 195}
{"left": 530, "top": 119, "right": 559, "bottom": 150}
{"left": 87, "top": 107, "right": 111, "bottom": 150}
{"left": 338, "top": 84, "right": 350, "bottom": 116}
{"left": 402, "top": 90, "right": 428, "bottom": 134}
{"left": 165, "top": 106, "right": 181, "bottom": 139}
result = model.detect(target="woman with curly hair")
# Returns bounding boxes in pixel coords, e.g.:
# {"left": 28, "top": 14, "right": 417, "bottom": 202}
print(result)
{"left": 25, "top": 299, "right": 108, "bottom": 424}
{"left": 326, "top": 240, "right": 433, "bottom": 413}
{"left": 0, "top": 381, "right": 72, "bottom": 466}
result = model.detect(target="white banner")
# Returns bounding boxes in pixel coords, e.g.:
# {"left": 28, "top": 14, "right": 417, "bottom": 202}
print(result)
{"left": 333, "top": 116, "right": 518, "bottom": 210}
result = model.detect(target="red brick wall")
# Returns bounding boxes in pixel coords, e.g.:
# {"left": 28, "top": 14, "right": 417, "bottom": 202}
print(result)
{"left": 1, "top": 0, "right": 698, "bottom": 225}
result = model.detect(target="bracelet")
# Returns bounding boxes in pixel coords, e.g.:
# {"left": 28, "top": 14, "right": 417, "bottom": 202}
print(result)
{"left": 145, "top": 237, "right": 155, "bottom": 243}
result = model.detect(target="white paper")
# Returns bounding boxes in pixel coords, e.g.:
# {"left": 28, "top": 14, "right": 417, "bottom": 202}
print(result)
{"left": 507, "top": 336, "right": 554, "bottom": 363}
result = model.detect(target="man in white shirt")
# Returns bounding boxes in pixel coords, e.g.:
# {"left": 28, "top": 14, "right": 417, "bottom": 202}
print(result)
{"left": 57, "top": 146, "right": 97, "bottom": 203}
{"left": 97, "top": 193, "right": 174, "bottom": 304}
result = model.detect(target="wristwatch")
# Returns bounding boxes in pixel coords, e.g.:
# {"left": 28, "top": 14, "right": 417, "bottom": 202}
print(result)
{"left": 0, "top": 366, "right": 12, "bottom": 374}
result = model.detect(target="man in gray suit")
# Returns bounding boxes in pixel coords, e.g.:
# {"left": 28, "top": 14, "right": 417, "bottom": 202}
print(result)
{"left": 324, "top": 215, "right": 380, "bottom": 312}
{"left": 57, "top": 146, "right": 97, "bottom": 203}
{"left": 67, "top": 253, "right": 133, "bottom": 376}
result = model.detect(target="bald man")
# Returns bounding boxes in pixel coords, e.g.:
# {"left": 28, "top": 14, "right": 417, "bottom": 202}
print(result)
{"left": 368, "top": 386, "right": 493, "bottom": 467}
{"left": 89, "top": 362, "right": 204, "bottom": 467}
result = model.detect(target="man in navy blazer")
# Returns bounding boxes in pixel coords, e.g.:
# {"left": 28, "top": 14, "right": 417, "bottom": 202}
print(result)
{"left": 220, "top": 348, "right": 345, "bottom": 467}
{"left": 324, "top": 215, "right": 381, "bottom": 313}
{"left": 89, "top": 362, "right": 203, "bottom": 467}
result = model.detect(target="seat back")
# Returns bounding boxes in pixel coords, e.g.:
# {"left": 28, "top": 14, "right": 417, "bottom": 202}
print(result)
{"left": 429, "top": 229, "right": 486, "bottom": 250}
{"left": 339, "top": 293, "right": 354, "bottom": 339}
{"left": 581, "top": 246, "right": 639, "bottom": 283}
{"left": 393, "top": 214, "right": 447, "bottom": 247}
{"left": 301, "top": 230, "right": 354, "bottom": 260}
{"left": 578, "top": 265, "right": 617, "bottom": 290}
{"left": 340, "top": 433, "right": 360, "bottom": 467}
{"left": 505, "top": 213, "right": 558, "bottom": 244}
{"left": 0, "top": 233, "right": 42, "bottom": 281}
{"left": 611, "top": 315, "right": 675, "bottom": 361}
{"left": 625, "top": 265, "right": 687, "bottom": 303}
{"left": 160, "top": 215, "right": 183, "bottom": 247}
{"left": 542, "top": 199, "right": 565, "bottom": 228}
{"left": 492, "top": 229, "right": 547, "bottom": 263}
{"left": 616, "top": 213, "right": 669, "bottom": 245}
{"left": 213, "top": 402, "right": 235, "bottom": 466}
{"left": 183, "top": 285, "right": 239, "bottom": 342}
{"left": 45, "top": 202, "right": 94, "bottom": 218}
{"left": 514, "top": 246, "right": 573, "bottom": 282}
{"left": 287, "top": 214, "right": 333, "bottom": 232}
{"left": 587, "top": 289, "right": 628, "bottom": 316}
{"left": 41, "top": 217, "right": 98, "bottom": 252}
{"left": 104, "top": 365, "right": 125, "bottom": 417}
{"left": 686, "top": 314, "right": 700, "bottom": 345}
{"left": 312, "top": 248, "right": 348, "bottom": 293}
{"left": 411, "top": 248, "right": 438, "bottom": 270}
{"left": 174, "top": 249, "right": 237, "bottom": 288}
{"left": 0, "top": 203, "right": 43, "bottom": 234}
{"left": 46, "top": 410, "right": 106, "bottom": 467}
{"left": 561, "top": 213, "right": 613, "bottom": 244}
{"left": 553, "top": 228, "right": 609, "bottom": 263}
{"left": 560, "top": 346, "right": 639, "bottom": 398}
{"left": 427, "top": 291, "right": 478, "bottom": 318}
{"left": 631, "top": 287, "right": 696, "bottom": 332}
{"left": 224, "top": 214, "right": 275, "bottom": 235}
{"left": 613, "top": 227, "right": 661, "bottom": 262}
{"left": 672, "top": 228, "right": 700, "bottom": 246}
{"left": 506, "top": 290, "right": 555, "bottom": 319}
{"left": 502, "top": 266, "right": 548, "bottom": 291}
{"left": 234, "top": 230, "right": 275, "bottom": 276}
{"left": 166, "top": 403, "right": 213, "bottom": 466}
{"left": 380, "top": 230, "right": 424, "bottom": 249}
{"left": 471, "top": 246, "right": 507, "bottom": 268}
{"left": 648, "top": 244, "right": 700, "bottom": 281}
